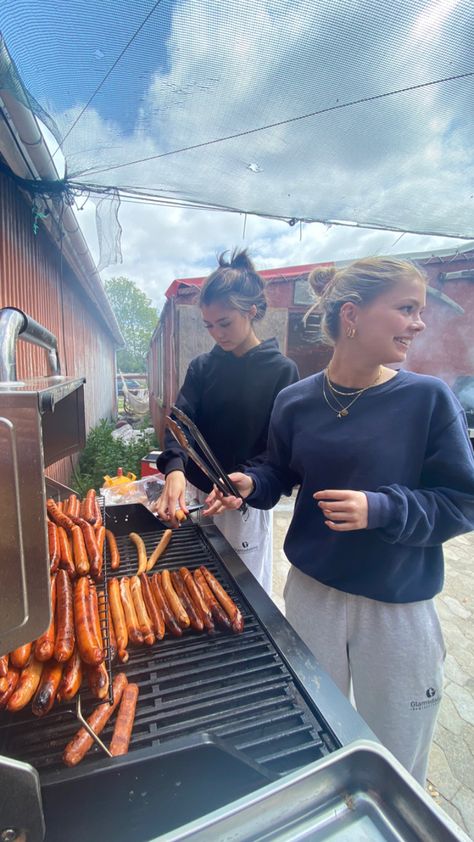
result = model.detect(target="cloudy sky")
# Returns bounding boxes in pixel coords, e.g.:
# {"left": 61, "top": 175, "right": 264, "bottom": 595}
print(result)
{"left": 3, "top": 0, "right": 473, "bottom": 311}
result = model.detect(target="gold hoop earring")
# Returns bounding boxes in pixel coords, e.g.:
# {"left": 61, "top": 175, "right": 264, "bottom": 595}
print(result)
{"left": 346, "top": 327, "right": 356, "bottom": 339}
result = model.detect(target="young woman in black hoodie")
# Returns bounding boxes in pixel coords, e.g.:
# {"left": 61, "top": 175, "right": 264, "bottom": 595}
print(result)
{"left": 156, "top": 250, "right": 299, "bottom": 593}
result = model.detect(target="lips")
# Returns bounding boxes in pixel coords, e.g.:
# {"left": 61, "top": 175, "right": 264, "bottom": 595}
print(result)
{"left": 394, "top": 337, "right": 411, "bottom": 347}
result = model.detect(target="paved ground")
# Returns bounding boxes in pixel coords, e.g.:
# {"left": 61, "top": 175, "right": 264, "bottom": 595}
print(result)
{"left": 271, "top": 496, "right": 474, "bottom": 840}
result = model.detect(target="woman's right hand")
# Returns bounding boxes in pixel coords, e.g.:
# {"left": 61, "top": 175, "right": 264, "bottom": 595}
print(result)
{"left": 203, "top": 472, "right": 254, "bottom": 516}
{"left": 156, "top": 470, "right": 188, "bottom": 528}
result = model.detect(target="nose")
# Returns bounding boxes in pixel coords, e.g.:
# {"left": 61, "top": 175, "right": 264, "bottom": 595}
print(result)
{"left": 410, "top": 315, "right": 425, "bottom": 332}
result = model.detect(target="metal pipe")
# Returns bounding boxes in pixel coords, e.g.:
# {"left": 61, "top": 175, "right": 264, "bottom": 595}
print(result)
{"left": 0, "top": 307, "right": 61, "bottom": 381}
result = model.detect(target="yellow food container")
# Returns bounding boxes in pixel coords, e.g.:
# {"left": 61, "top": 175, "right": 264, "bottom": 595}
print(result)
{"left": 102, "top": 467, "right": 137, "bottom": 487}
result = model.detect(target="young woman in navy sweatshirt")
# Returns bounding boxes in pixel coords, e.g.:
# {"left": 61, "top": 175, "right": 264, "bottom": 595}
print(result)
{"left": 205, "top": 256, "right": 474, "bottom": 784}
{"left": 156, "top": 250, "right": 299, "bottom": 593}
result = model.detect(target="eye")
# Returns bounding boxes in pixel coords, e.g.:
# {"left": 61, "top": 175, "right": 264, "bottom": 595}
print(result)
{"left": 399, "top": 305, "right": 414, "bottom": 313}
{"left": 218, "top": 321, "right": 231, "bottom": 328}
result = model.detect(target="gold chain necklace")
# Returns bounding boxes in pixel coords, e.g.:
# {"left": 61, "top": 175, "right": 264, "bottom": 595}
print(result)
{"left": 322, "top": 367, "right": 382, "bottom": 418}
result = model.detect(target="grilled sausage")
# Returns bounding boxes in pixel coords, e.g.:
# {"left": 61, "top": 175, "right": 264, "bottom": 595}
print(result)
{"left": 47, "top": 498, "right": 74, "bottom": 533}
{"left": 179, "top": 567, "right": 215, "bottom": 633}
{"left": 151, "top": 574, "right": 182, "bottom": 637}
{"left": 57, "top": 647, "right": 83, "bottom": 702}
{"left": 7, "top": 658, "right": 44, "bottom": 711}
{"left": 161, "top": 569, "right": 190, "bottom": 629}
{"left": 71, "top": 524, "right": 90, "bottom": 575}
{"left": 63, "top": 672, "right": 128, "bottom": 767}
{"left": 194, "top": 569, "right": 232, "bottom": 631}
{"left": 65, "top": 494, "right": 79, "bottom": 518}
{"left": 108, "top": 578, "right": 129, "bottom": 662}
{"left": 199, "top": 566, "right": 244, "bottom": 633}
{"left": 119, "top": 577, "right": 144, "bottom": 646}
{"left": 94, "top": 497, "right": 103, "bottom": 529}
{"left": 86, "top": 662, "right": 110, "bottom": 700}
{"left": 0, "top": 654, "right": 8, "bottom": 678}
{"left": 109, "top": 683, "right": 139, "bottom": 756}
{"left": 74, "top": 577, "right": 103, "bottom": 665}
{"left": 95, "top": 526, "right": 105, "bottom": 580}
{"left": 0, "top": 666, "right": 20, "bottom": 709}
{"left": 54, "top": 569, "right": 75, "bottom": 662}
{"left": 35, "top": 575, "right": 57, "bottom": 662}
{"left": 130, "top": 577, "right": 155, "bottom": 645}
{"left": 83, "top": 489, "right": 97, "bottom": 525}
{"left": 57, "top": 526, "right": 76, "bottom": 578}
{"left": 146, "top": 529, "right": 172, "bottom": 571}
{"left": 48, "top": 520, "right": 60, "bottom": 573}
{"left": 10, "top": 643, "right": 32, "bottom": 670}
{"left": 32, "top": 660, "right": 63, "bottom": 717}
{"left": 139, "top": 573, "right": 165, "bottom": 640}
{"left": 106, "top": 604, "right": 118, "bottom": 662}
{"left": 129, "top": 532, "right": 148, "bottom": 575}
{"left": 171, "top": 571, "right": 204, "bottom": 632}
{"left": 71, "top": 518, "right": 101, "bottom": 578}
{"left": 106, "top": 529, "right": 120, "bottom": 571}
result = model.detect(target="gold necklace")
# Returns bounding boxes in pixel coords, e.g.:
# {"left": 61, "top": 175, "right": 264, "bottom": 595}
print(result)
{"left": 326, "top": 366, "right": 382, "bottom": 396}
{"left": 322, "top": 367, "right": 382, "bottom": 418}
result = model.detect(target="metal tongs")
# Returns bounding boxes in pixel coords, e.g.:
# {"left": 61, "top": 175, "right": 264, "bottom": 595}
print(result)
{"left": 166, "top": 406, "right": 247, "bottom": 513}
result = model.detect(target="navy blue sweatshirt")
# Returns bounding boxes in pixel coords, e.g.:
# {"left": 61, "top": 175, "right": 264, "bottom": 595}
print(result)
{"left": 157, "top": 338, "right": 299, "bottom": 493}
{"left": 247, "top": 370, "right": 474, "bottom": 603}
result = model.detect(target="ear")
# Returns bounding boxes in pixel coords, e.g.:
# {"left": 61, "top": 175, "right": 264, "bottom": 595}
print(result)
{"left": 247, "top": 304, "right": 257, "bottom": 320}
{"left": 340, "top": 301, "right": 358, "bottom": 332}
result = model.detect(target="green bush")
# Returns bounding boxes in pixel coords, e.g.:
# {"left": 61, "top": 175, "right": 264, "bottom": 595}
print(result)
{"left": 72, "top": 418, "right": 158, "bottom": 496}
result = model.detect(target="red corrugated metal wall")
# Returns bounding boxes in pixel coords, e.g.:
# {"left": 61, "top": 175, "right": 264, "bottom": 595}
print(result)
{"left": 0, "top": 170, "right": 117, "bottom": 484}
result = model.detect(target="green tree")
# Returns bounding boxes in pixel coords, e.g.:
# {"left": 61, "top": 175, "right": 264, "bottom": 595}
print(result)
{"left": 104, "top": 276, "right": 157, "bottom": 372}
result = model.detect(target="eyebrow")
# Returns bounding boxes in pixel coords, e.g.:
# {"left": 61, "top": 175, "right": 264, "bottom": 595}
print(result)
{"left": 202, "top": 317, "right": 231, "bottom": 325}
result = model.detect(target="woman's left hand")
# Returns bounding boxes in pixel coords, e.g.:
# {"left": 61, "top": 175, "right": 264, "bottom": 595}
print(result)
{"left": 313, "top": 489, "right": 368, "bottom": 531}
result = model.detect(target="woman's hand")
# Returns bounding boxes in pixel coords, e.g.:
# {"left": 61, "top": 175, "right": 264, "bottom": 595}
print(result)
{"left": 313, "top": 489, "right": 368, "bottom": 531}
{"left": 203, "top": 472, "right": 254, "bottom": 517}
{"left": 156, "top": 471, "right": 188, "bottom": 528}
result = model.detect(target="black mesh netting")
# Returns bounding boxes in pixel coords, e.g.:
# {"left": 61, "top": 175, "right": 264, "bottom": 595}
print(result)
{"left": 1, "top": 0, "right": 474, "bottom": 242}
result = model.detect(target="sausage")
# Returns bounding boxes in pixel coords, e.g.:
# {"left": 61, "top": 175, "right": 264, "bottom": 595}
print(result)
{"left": 94, "top": 497, "right": 103, "bottom": 529}
{"left": 151, "top": 574, "right": 182, "bottom": 637}
{"left": 54, "top": 569, "right": 75, "bottom": 662}
{"left": 129, "top": 532, "right": 147, "bottom": 575}
{"left": 63, "top": 672, "right": 128, "bottom": 767}
{"left": 109, "top": 683, "right": 139, "bottom": 756}
{"left": 71, "top": 518, "right": 101, "bottom": 578}
{"left": 106, "top": 604, "right": 118, "bottom": 662}
{"left": 57, "top": 526, "right": 76, "bottom": 578}
{"left": 74, "top": 577, "right": 103, "bottom": 665}
{"left": 83, "top": 489, "right": 97, "bottom": 525}
{"left": 65, "top": 494, "right": 79, "bottom": 517}
{"left": 10, "top": 643, "right": 32, "bottom": 670}
{"left": 108, "top": 578, "right": 129, "bottom": 662}
{"left": 139, "top": 574, "right": 165, "bottom": 640}
{"left": 35, "top": 575, "right": 57, "bottom": 661}
{"left": 7, "top": 658, "right": 44, "bottom": 712}
{"left": 32, "top": 660, "right": 63, "bottom": 717}
{"left": 89, "top": 581, "right": 105, "bottom": 653}
{"left": 171, "top": 571, "right": 204, "bottom": 632}
{"left": 86, "top": 662, "right": 110, "bottom": 700}
{"left": 0, "top": 666, "right": 20, "bottom": 709}
{"left": 179, "top": 567, "right": 215, "bottom": 633}
{"left": 199, "top": 566, "right": 244, "bottom": 633}
{"left": 71, "top": 524, "right": 90, "bottom": 575}
{"left": 0, "top": 654, "right": 8, "bottom": 678}
{"left": 146, "top": 529, "right": 172, "bottom": 571}
{"left": 106, "top": 529, "right": 120, "bottom": 570}
{"left": 161, "top": 569, "right": 190, "bottom": 629}
{"left": 130, "top": 577, "right": 155, "bottom": 645}
{"left": 46, "top": 498, "right": 74, "bottom": 533}
{"left": 48, "top": 520, "right": 60, "bottom": 573}
{"left": 95, "top": 526, "right": 105, "bottom": 580}
{"left": 194, "top": 569, "right": 232, "bottom": 631}
{"left": 119, "top": 577, "right": 144, "bottom": 646}
{"left": 57, "top": 647, "right": 83, "bottom": 702}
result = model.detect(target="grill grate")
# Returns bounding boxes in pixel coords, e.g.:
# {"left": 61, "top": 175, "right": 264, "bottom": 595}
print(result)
{"left": 0, "top": 519, "right": 337, "bottom": 784}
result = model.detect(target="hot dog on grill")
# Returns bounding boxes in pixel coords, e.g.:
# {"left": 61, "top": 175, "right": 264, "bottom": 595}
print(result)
{"left": 57, "top": 646, "right": 83, "bottom": 703}
{"left": 139, "top": 573, "right": 165, "bottom": 640}
{"left": 35, "top": 574, "right": 57, "bottom": 661}
{"left": 95, "top": 525, "right": 105, "bottom": 579}
{"left": 130, "top": 576, "right": 155, "bottom": 645}
{"left": 171, "top": 571, "right": 204, "bottom": 632}
{"left": 7, "top": 658, "right": 44, "bottom": 712}
{"left": 70, "top": 517, "right": 101, "bottom": 578}
{"left": 146, "top": 529, "right": 172, "bottom": 571}
{"left": 10, "top": 643, "right": 32, "bottom": 670}
{"left": 129, "top": 532, "right": 148, "bottom": 576}
{"left": 65, "top": 494, "right": 80, "bottom": 518}
{"left": 94, "top": 497, "right": 103, "bottom": 529}
{"left": 48, "top": 520, "right": 60, "bottom": 573}
{"left": 71, "top": 524, "right": 90, "bottom": 575}
{"left": 83, "top": 489, "right": 97, "bottom": 525}
{"left": 194, "top": 569, "right": 232, "bottom": 631}
{"left": 0, "top": 666, "right": 20, "bottom": 709}
{"left": 47, "top": 498, "right": 74, "bottom": 533}
{"left": 108, "top": 578, "right": 129, "bottom": 661}
{"left": 54, "top": 569, "right": 75, "bottom": 662}
{"left": 74, "top": 577, "right": 103, "bottom": 665}
{"left": 86, "top": 661, "right": 110, "bottom": 700}
{"left": 179, "top": 567, "right": 215, "bottom": 633}
{"left": 63, "top": 672, "right": 128, "bottom": 767}
{"left": 161, "top": 569, "right": 190, "bottom": 629}
{"left": 32, "top": 660, "right": 63, "bottom": 717}
{"left": 0, "top": 654, "right": 8, "bottom": 678}
{"left": 57, "top": 525, "right": 76, "bottom": 578}
{"left": 150, "top": 574, "right": 182, "bottom": 637}
{"left": 109, "top": 683, "right": 139, "bottom": 757}
{"left": 119, "top": 577, "right": 144, "bottom": 646}
{"left": 199, "top": 566, "right": 244, "bottom": 633}
{"left": 106, "top": 529, "right": 120, "bottom": 570}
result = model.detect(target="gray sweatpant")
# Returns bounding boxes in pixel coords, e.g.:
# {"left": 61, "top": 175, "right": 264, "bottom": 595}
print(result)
{"left": 284, "top": 566, "right": 445, "bottom": 784}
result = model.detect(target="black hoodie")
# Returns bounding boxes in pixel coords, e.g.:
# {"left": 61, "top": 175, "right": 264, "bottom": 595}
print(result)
{"left": 157, "top": 338, "right": 299, "bottom": 492}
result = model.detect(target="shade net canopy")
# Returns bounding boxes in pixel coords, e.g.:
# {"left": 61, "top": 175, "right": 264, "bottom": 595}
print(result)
{"left": 1, "top": 0, "right": 474, "bottom": 238}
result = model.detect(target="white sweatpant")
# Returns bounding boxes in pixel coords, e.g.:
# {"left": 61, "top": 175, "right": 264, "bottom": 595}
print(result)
{"left": 284, "top": 566, "right": 445, "bottom": 785}
{"left": 191, "top": 487, "right": 273, "bottom": 594}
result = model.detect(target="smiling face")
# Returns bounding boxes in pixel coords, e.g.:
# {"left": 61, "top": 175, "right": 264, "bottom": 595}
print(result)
{"left": 201, "top": 301, "right": 259, "bottom": 356}
{"left": 343, "top": 275, "right": 427, "bottom": 365}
